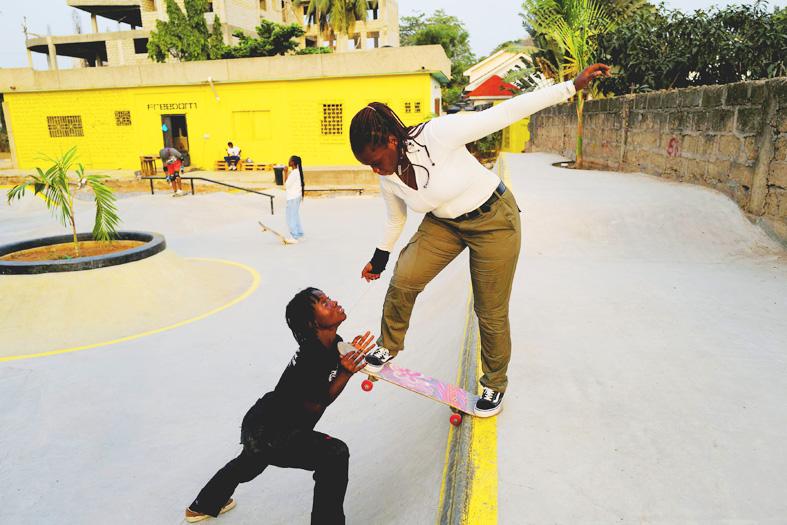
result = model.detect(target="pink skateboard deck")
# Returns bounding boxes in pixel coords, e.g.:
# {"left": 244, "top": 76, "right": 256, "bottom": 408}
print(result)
{"left": 338, "top": 342, "right": 478, "bottom": 425}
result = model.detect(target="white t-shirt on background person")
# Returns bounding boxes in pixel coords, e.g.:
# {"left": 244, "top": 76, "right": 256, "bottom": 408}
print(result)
{"left": 227, "top": 146, "right": 240, "bottom": 157}
{"left": 286, "top": 168, "right": 302, "bottom": 200}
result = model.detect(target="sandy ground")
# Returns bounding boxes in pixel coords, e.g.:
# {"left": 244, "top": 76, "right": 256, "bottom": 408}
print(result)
{"left": 1, "top": 152, "right": 785, "bottom": 524}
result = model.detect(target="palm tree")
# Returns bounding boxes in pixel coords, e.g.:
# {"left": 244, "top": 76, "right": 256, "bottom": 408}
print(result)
{"left": 523, "top": 0, "right": 614, "bottom": 168}
{"left": 293, "top": 0, "right": 375, "bottom": 46}
{"left": 6, "top": 146, "right": 120, "bottom": 258}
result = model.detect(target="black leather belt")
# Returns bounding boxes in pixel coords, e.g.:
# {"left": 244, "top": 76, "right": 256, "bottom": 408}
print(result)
{"left": 449, "top": 181, "right": 506, "bottom": 222}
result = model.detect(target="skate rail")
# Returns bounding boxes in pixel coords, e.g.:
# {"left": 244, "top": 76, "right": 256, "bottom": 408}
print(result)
{"left": 141, "top": 176, "right": 275, "bottom": 214}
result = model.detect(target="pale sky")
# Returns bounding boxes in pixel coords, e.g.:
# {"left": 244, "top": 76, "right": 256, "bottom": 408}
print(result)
{"left": 0, "top": 0, "right": 785, "bottom": 70}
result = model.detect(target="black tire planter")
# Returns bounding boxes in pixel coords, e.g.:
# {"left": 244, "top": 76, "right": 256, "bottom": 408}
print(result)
{"left": 0, "top": 231, "right": 166, "bottom": 275}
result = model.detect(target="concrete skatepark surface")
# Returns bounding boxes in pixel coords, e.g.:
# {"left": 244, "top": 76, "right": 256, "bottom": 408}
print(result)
{"left": 1, "top": 152, "right": 785, "bottom": 524}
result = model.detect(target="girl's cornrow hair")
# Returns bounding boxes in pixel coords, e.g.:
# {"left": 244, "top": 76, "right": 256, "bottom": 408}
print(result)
{"left": 285, "top": 287, "right": 320, "bottom": 346}
{"left": 350, "top": 102, "right": 434, "bottom": 186}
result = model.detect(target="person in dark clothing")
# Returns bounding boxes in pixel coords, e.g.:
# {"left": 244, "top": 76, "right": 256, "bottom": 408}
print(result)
{"left": 185, "top": 288, "right": 374, "bottom": 524}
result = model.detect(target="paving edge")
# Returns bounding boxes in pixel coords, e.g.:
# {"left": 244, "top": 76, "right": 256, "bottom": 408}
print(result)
{"left": 437, "top": 291, "right": 499, "bottom": 525}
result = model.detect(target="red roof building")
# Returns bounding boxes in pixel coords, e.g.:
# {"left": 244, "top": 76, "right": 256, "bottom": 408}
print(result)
{"left": 466, "top": 74, "right": 520, "bottom": 100}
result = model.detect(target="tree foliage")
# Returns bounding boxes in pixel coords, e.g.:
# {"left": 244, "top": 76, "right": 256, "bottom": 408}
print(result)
{"left": 223, "top": 21, "right": 306, "bottom": 58}
{"left": 596, "top": 1, "right": 787, "bottom": 94}
{"left": 147, "top": 0, "right": 225, "bottom": 62}
{"left": 400, "top": 10, "right": 476, "bottom": 108}
{"left": 520, "top": 0, "right": 651, "bottom": 84}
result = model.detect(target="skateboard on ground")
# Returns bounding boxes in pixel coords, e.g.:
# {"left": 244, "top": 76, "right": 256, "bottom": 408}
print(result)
{"left": 338, "top": 342, "right": 478, "bottom": 426}
{"left": 258, "top": 220, "right": 290, "bottom": 245}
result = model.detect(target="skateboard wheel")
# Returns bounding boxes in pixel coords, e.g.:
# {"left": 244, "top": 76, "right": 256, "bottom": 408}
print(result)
{"left": 361, "top": 379, "right": 374, "bottom": 392}
{"left": 449, "top": 414, "right": 463, "bottom": 427}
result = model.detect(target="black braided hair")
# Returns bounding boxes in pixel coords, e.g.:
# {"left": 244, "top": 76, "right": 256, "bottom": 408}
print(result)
{"left": 289, "top": 155, "right": 305, "bottom": 199}
{"left": 285, "top": 287, "right": 321, "bottom": 346}
{"left": 349, "top": 102, "right": 434, "bottom": 186}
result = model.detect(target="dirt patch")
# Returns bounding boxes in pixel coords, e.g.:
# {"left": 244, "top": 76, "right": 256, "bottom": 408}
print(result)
{"left": 1, "top": 240, "right": 144, "bottom": 262}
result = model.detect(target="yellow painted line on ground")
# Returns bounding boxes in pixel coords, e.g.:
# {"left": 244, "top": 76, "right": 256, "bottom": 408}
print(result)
{"left": 0, "top": 258, "right": 260, "bottom": 362}
{"left": 466, "top": 334, "right": 499, "bottom": 525}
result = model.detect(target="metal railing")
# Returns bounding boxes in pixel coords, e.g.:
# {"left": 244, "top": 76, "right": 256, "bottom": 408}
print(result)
{"left": 141, "top": 176, "right": 275, "bottom": 214}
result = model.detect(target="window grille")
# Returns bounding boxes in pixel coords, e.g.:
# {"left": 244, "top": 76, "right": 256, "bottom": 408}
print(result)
{"left": 321, "top": 104, "right": 343, "bottom": 135}
{"left": 47, "top": 115, "right": 84, "bottom": 138}
{"left": 115, "top": 110, "right": 132, "bottom": 126}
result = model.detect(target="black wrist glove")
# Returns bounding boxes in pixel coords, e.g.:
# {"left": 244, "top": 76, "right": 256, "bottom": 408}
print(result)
{"left": 369, "top": 248, "right": 390, "bottom": 274}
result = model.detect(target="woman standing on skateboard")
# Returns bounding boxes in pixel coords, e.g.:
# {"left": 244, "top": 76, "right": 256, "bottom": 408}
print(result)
{"left": 350, "top": 63, "right": 610, "bottom": 417}
{"left": 185, "top": 288, "right": 374, "bottom": 524}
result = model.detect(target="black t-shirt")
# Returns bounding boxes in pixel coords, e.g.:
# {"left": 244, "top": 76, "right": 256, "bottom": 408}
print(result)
{"left": 244, "top": 335, "right": 343, "bottom": 432}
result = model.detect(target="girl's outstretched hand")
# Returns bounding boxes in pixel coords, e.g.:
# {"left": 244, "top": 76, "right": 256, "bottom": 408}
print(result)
{"left": 340, "top": 331, "right": 376, "bottom": 374}
{"left": 573, "top": 63, "right": 611, "bottom": 91}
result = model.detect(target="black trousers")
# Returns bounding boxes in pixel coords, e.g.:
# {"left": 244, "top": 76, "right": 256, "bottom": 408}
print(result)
{"left": 189, "top": 428, "right": 349, "bottom": 525}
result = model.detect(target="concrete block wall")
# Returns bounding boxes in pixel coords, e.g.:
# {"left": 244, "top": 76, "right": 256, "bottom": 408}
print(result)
{"left": 527, "top": 78, "right": 787, "bottom": 243}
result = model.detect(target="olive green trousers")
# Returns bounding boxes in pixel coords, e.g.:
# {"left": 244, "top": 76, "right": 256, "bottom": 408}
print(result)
{"left": 380, "top": 189, "right": 521, "bottom": 392}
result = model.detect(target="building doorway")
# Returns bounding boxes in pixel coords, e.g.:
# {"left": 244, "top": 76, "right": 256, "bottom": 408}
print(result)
{"left": 161, "top": 114, "right": 190, "bottom": 157}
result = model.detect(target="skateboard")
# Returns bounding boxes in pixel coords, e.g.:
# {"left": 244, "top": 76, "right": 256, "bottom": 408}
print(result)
{"left": 258, "top": 220, "right": 291, "bottom": 245}
{"left": 338, "top": 342, "right": 478, "bottom": 426}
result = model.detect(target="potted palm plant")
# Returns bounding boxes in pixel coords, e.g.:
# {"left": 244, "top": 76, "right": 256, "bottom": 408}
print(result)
{"left": 1, "top": 147, "right": 165, "bottom": 274}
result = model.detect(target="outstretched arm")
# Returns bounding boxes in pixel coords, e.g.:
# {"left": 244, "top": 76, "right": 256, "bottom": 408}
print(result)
{"left": 428, "top": 63, "right": 610, "bottom": 150}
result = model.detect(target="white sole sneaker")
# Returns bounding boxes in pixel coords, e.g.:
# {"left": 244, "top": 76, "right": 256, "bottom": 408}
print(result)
{"left": 474, "top": 404, "right": 503, "bottom": 418}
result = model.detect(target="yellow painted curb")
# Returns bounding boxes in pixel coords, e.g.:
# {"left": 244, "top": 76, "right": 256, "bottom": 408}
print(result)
{"left": 0, "top": 257, "right": 260, "bottom": 362}
{"left": 466, "top": 335, "right": 499, "bottom": 525}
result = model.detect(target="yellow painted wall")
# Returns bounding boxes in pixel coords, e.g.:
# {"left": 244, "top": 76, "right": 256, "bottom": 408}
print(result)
{"left": 4, "top": 73, "right": 434, "bottom": 170}
{"left": 492, "top": 97, "right": 529, "bottom": 154}
{"left": 501, "top": 116, "right": 530, "bottom": 153}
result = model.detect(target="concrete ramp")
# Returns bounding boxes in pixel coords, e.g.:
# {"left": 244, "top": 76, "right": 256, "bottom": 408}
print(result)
{"left": 498, "top": 153, "right": 787, "bottom": 523}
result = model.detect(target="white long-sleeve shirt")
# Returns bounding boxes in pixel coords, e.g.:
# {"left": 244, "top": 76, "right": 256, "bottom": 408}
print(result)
{"left": 377, "top": 80, "right": 576, "bottom": 252}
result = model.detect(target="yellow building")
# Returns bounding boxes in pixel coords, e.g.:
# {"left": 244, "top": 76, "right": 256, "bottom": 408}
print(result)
{"left": 0, "top": 46, "right": 450, "bottom": 171}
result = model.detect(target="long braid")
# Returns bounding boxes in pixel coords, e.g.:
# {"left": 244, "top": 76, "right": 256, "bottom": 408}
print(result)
{"left": 350, "top": 102, "right": 434, "bottom": 186}
{"left": 289, "top": 155, "right": 305, "bottom": 200}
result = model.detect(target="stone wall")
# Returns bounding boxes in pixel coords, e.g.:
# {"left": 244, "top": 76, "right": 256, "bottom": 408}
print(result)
{"left": 527, "top": 78, "right": 787, "bottom": 243}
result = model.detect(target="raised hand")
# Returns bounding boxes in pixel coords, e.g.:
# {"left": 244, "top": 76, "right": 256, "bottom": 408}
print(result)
{"left": 573, "top": 63, "right": 611, "bottom": 91}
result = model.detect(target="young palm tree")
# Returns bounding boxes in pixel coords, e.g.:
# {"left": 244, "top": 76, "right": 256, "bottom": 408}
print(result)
{"left": 294, "top": 0, "right": 374, "bottom": 46}
{"left": 6, "top": 146, "right": 120, "bottom": 258}
{"left": 523, "top": 0, "right": 614, "bottom": 168}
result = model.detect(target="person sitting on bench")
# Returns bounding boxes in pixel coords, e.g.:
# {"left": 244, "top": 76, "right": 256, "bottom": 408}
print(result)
{"left": 225, "top": 142, "right": 241, "bottom": 171}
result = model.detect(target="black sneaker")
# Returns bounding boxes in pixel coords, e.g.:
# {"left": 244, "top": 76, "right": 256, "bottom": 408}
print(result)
{"left": 364, "top": 347, "right": 394, "bottom": 372}
{"left": 475, "top": 387, "right": 504, "bottom": 417}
